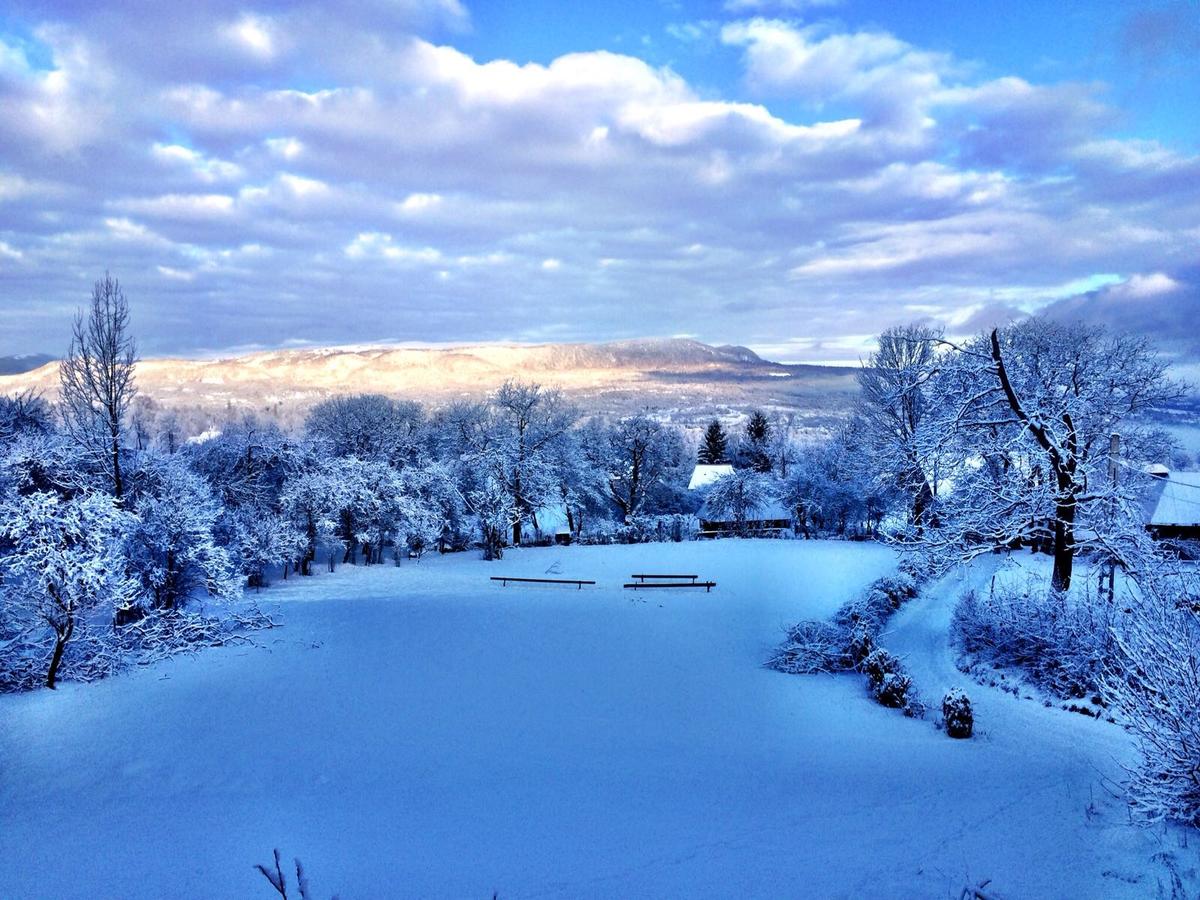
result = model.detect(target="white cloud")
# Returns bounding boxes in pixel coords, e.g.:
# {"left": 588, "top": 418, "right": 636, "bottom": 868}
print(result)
{"left": 264, "top": 137, "right": 305, "bottom": 160}
{"left": 1114, "top": 272, "right": 1181, "bottom": 299}
{"left": 225, "top": 14, "right": 278, "bottom": 61}
{"left": 0, "top": 6, "right": 1197, "bottom": 358}
{"left": 723, "top": 0, "right": 841, "bottom": 11}
{"left": 398, "top": 192, "right": 444, "bottom": 213}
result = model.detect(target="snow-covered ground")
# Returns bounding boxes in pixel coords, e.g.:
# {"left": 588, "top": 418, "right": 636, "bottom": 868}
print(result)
{"left": 0, "top": 540, "right": 1192, "bottom": 898}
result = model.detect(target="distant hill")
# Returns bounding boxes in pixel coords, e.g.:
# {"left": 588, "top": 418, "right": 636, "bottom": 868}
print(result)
{"left": 0, "top": 354, "right": 55, "bottom": 376}
{"left": 0, "top": 338, "right": 859, "bottom": 431}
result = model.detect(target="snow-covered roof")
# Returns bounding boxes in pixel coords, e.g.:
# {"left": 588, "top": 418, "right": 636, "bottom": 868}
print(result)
{"left": 1146, "top": 471, "right": 1200, "bottom": 527}
{"left": 688, "top": 464, "right": 734, "bottom": 490}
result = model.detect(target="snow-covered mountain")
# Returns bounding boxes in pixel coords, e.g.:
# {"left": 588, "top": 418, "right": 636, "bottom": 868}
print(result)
{"left": 0, "top": 338, "right": 858, "bottom": 428}
{"left": 0, "top": 353, "right": 55, "bottom": 376}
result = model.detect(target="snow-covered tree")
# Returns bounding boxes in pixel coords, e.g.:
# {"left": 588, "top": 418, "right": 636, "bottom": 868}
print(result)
{"left": 780, "top": 428, "right": 893, "bottom": 539}
{"left": 918, "top": 319, "right": 1179, "bottom": 591}
{"left": 469, "top": 476, "right": 517, "bottom": 560}
{"left": 548, "top": 425, "right": 607, "bottom": 540}
{"left": 124, "top": 454, "right": 241, "bottom": 610}
{"left": 704, "top": 469, "right": 777, "bottom": 535}
{"left": 388, "top": 466, "right": 449, "bottom": 560}
{"left": 0, "top": 490, "right": 136, "bottom": 688}
{"left": 766, "top": 412, "right": 799, "bottom": 478}
{"left": 855, "top": 324, "right": 942, "bottom": 531}
{"left": 589, "top": 415, "right": 687, "bottom": 523}
{"left": 305, "top": 394, "right": 425, "bottom": 467}
{"left": 223, "top": 506, "right": 302, "bottom": 589}
{"left": 444, "top": 382, "right": 577, "bottom": 545}
{"left": 279, "top": 467, "right": 343, "bottom": 575}
{"left": 0, "top": 391, "right": 53, "bottom": 451}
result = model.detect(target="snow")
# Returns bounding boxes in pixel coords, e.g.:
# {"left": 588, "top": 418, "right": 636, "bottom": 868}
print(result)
{"left": 0, "top": 540, "right": 1191, "bottom": 898}
{"left": 687, "top": 463, "right": 733, "bottom": 490}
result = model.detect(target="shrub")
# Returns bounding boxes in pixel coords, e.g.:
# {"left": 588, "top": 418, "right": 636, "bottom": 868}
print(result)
{"left": 833, "top": 592, "right": 892, "bottom": 635}
{"left": 1104, "top": 568, "right": 1200, "bottom": 827}
{"left": 768, "top": 620, "right": 852, "bottom": 674}
{"left": 861, "top": 648, "right": 901, "bottom": 689}
{"left": 845, "top": 623, "right": 875, "bottom": 666}
{"left": 861, "top": 648, "right": 913, "bottom": 708}
{"left": 874, "top": 574, "right": 918, "bottom": 607}
{"left": 875, "top": 671, "right": 913, "bottom": 709}
{"left": 943, "top": 689, "right": 974, "bottom": 738}
{"left": 951, "top": 584, "right": 1118, "bottom": 699}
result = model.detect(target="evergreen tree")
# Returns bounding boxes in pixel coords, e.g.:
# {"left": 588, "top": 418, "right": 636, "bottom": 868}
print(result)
{"left": 745, "top": 410, "right": 772, "bottom": 472}
{"left": 698, "top": 420, "right": 728, "bottom": 465}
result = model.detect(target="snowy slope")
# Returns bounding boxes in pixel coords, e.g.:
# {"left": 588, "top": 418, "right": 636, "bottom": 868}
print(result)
{"left": 0, "top": 541, "right": 1189, "bottom": 898}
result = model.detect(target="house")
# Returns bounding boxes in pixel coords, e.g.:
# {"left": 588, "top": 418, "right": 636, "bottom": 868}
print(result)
{"left": 688, "top": 463, "right": 793, "bottom": 536}
{"left": 1143, "top": 466, "right": 1200, "bottom": 541}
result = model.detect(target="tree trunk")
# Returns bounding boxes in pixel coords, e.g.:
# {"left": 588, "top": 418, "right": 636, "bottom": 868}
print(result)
{"left": 46, "top": 619, "right": 74, "bottom": 690}
{"left": 1051, "top": 496, "right": 1075, "bottom": 592}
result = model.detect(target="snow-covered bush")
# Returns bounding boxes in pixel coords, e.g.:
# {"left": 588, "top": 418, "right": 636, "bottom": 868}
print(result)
{"left": 952, "top": 582, "right": 1118, "bottom": 699}
{"left": 768, "top": 620, "right": 853, "bottom": 674}
{"left": 861, "top": 647, "right": 897, "bottom": 686}
{"left": 875, "top": 670, "right": 913, "bottom": 709}
{"left": 773, "top": 574, "right": 925, "bottom": 681}
{"left": 859, "top": 648, "right": 914, "bottom": 709}
{"left": 845, "top": 623, "right": 875, "bottom": 667}
{"left": 873, "top": 574, "right": 918, "bottom": 607}
{"left": 1104, "top": 569, "right": 1200, "bottom": 827}
{"left": 942, "top": 689, "right": 973, "bottom": 738}
{"left": 833, "top": 589, "right": 893, "bottom": 635}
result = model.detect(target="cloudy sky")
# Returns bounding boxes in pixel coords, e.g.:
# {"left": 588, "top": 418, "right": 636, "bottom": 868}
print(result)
{"left": 0, "top": 0, "right": 1198, "bottom": 362}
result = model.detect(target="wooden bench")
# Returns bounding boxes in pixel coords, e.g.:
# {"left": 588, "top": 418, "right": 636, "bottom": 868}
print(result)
{"left": 631, "top": 574, "right": 698, "bottom": 584}
{"left": 490, "top": 576, "right": 595, "bottom": 590}
{"left": 623, "top": 581, "right": 716, "bottom": 593}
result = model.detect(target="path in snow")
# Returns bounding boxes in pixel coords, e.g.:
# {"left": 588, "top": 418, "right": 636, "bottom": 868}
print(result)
{"left": 0, "top": 540, "right": 1192, "bottom": 898}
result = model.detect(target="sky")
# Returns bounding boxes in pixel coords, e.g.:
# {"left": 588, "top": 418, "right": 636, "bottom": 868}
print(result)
{"left": 0, "top": 0, "right": 1197, "bottom": 364}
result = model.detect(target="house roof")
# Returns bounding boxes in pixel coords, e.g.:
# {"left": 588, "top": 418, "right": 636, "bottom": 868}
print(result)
{"left": 1145, "top": 471, "right": 1200, "bottom": 527}
{"left": 688, "top": 464, "right": 734, "bottom": 490}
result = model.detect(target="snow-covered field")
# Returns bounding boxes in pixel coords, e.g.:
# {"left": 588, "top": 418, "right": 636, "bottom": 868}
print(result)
{"left": 0, "top": 541, "right": 1191, "bottom": 898}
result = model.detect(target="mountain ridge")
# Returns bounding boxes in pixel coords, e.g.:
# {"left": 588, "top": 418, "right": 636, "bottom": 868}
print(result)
{"left": 0, "top": 337, "right": 859, "bottom": 429}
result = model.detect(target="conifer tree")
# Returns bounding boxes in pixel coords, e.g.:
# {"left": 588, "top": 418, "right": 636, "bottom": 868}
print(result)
{"left": 698, "top": 420, "right": 728, "bottom": 464}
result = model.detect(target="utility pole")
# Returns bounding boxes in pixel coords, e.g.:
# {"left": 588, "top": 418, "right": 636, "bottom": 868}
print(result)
{"left": 1100, "top": 433, "right": 1119, "bottom": 603}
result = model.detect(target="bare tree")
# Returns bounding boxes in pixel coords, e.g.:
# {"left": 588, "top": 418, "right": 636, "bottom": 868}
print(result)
{"left": 59, "top": 274, "right": 138, "bottom": 500}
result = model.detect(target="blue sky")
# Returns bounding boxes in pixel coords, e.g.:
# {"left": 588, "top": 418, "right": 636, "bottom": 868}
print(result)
{"left": 465, "top": 0, "right": 1200, "bottom": 147}
{"left": 0, "top": 0, "right": 1197, "bottom": 363}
